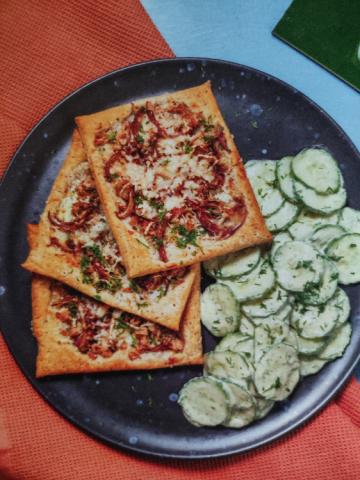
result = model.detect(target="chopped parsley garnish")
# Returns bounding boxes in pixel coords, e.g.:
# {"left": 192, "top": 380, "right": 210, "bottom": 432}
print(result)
{"left": 80, "top": 254, "right": 90, "bottom": 270}
{"left": 331, "top": 255, "right": 344, "bottom": 262}
{"left": 107, "top": 131, "right": 117, "bottom": 142}
{"left": 183, "top": 140, "right": 193, "bottom": 154}
{"left": 259, "top": 264, "right": 268, "bottom": 275}
{"left": 157, "top": 285, "right": 167, "bottom": 299}
{"left": 129, "top": 279, "right": 141, "bottom": 293}
{"left": 149, "top": 333, "right": 157, "bottom": 345}
{"left": 136, "top": 301, "right": 149, "bottom": 308}
{"left": 134, "top": 193, "right": 145, "bottom": 205}
{"left": 93, "top": 295, "right": 102, "bottom": 301}
{"left": 84, "top": 244, "right": 104, "bottom": 263}
{"left": 149, "top": 198, "right": 167, "bottom": 221}
{"left": 66, "top": 302, "right": 78, "bottom": 317}
{"left": 204, "top": 135, "right": 215, "bottom": 144}
{"left": 274, "top": 377, "right": 281, "bottom": 389}
{"left": 264, "top": 376, "right": 281, "bottom": 392}
{"left": 318, "top": 304, "right": 326, "bottom": 313}
{"left": 257, "top": 188, "right": 267, "bottom": 199}
{"left": 251, "top": 120, "right": 258, "bottom": 128}
{"left": 200, "top": 116, "right": 214, "bottom": 132}
{"left": 295, "top": 260, "right": 315, "bottom": 271}
{"left": 94, "top": 276, "right": 122, "bottom": 293}
{"left": 350, "top": 243, "right": 357, "bottom": 248}
{"left": 154, "top": 236, "right": 164, "bottom": 248}
{"left": 80, "top": 254, "right": 92, "bottom": 284}
{"left": 176, "top": 225, "right": 201, "bottom": 250}
{"left": 115, "top": 313, "right": 130, "bottom": 331}
{"left": 80, "top": 244, "right": 120, "bottom": 289}
{"left": 296, "top": 281, "right": 319, "bottom": 303}
{"left": 137, "top": 134, "right": 144, "bottom": 144}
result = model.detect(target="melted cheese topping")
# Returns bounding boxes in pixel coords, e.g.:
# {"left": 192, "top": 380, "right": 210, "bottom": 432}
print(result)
{"left": 51, "top": 283, "right": 184, "bottom": 360}
{"left": 95, "top": 98, "right": 246, "bottom": 261}
{"left": 49, "top": 161, "right": 187, "bottom": 296}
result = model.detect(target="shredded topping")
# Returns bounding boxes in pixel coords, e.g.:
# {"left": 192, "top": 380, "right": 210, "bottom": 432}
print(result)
{"left": 94, "top": 99, "right": 247, "bottom": 261}
{"left": 47, "top": 162, "right": 187, "bottom": 300}
{"left": 51, "top": 284, "right": 184, "bottom": 360}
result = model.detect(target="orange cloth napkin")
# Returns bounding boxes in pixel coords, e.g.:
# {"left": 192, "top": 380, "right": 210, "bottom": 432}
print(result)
{"left": 0, "top": 1, "right": 359, "bottom": 479}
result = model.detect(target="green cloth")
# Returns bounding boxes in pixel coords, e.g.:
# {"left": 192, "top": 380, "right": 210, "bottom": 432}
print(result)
{"left": 273, "top": 0, "right": 360, "bottom": 92}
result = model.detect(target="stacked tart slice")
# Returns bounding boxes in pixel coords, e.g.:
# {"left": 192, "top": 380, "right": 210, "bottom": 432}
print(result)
{"left": 22, "top": 82, "right": 271, "bottom": 377}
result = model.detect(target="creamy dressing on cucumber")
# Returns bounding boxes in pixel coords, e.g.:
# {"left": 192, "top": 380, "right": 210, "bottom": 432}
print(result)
{"left": 180, "top": 146, "right": 356, "bottom": 430}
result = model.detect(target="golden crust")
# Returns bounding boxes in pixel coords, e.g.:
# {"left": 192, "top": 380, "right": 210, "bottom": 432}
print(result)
{"left": 28, "top": 224, "right": 51, "bottom": 341}
{"left": 76, "top": 81, "right": 272, "bottom": 278}
{"left": 22, "top": 131, "right": 196, "bottom": 331}
{"left": 27, "top": 225, "right": 203, "bottom": 377}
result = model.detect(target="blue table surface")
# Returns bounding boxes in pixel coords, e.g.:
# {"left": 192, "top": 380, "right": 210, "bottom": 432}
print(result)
{"left": 142, "top": 0, "right": 360, "bottom": 379}
{"left": 142, "top": 0, "right": 360, "bottom": 151}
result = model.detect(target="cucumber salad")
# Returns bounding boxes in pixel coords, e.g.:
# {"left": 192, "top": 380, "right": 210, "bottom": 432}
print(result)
{"left": 179, "top": 147, "right": 359, "bottom": 429}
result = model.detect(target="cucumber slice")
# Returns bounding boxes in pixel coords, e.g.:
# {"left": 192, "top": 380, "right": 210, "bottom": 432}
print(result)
{"left": 204, "top": 350, "right": 254, "bottom": 382}
{"left": 254, "top": 344, "right": 300, "bottom": 401}
{"left": 223, "top": 404, "right": 256, "bottom": 428}
{"left": 239, "top": 314, "right": 255, "bottom": 336}
{"left": 293, "top": 179, "right": 346, "bottom": 215}
{"left": 255, "top": 398, "right": 275, "bottom": 419}
{"left": 220, "top": 259, "right": 276, "bottom": 302}
{"left": 203, "top": 247, "right": 261, "bottom": 280}
{"left": 276, "top": 155, "right": 297, "bottom": 202}
{"left": 292, "top": 148, "right": 340, "bottom": 194}
{"left": 288, "top": 220, "right": 314, "bottom": 241}
{"left": 328, "top": 288, "right": 350, "bottom": 326}
{"left": 296, "top": 333, "right": 326, "bottom": 356}
{"left": 311, "top": 224, "right": 345, "bottom": 252}
{"left": 291, "top": 301, "right": 339, "bottom": 339}
{"left": 300, "top": 356, "right": 327, "bottom": 377}
{"left": 270, "top": 231, "right": 292, "bottom": 262}
{"left": 254, "top": 322, "right": 290, "bottom": 362}
{"left": 319, "top": 322, "right": 352, "bottom": 361}
{"left": 265, "top": 200, "right": 299, "bottom": 233}
{"left": 201, "top": 284, "right": 240, "bottom": 337}
{"left": 295, "top": 259, "right": 338, "bottom": 306}
{"left": 246, "top": 160, "right": 285, "bottom": 217}
{"left": 326, "top": 233, "right": 360, "bottom": 284}
{"left": 251, "top": 302, "right": 292, "bottom": 327}
{"left": 338, "top": 207, "right": 360, "bottom": 234}
{"left": 272, "top": 241, "right": 323, "bottom": 292}
{"left": 178, "top": 377, "right": 230, "bottom": 427}
{"left": 216, "top": 333, "right": 254, "bottom": 363}
{"left": 289, "top": 210, "right": 340, "bottom": 240}
{"left": 283, "top": 327, "right": 299, "bottom": 350}
{"left": 219, "top": 380, "right": 256, "bottom": 428}
{"left": 242, "top": 285, "right": 289, "bottom": 319}
{"left": 218, "top": 379, "right": 254, "bottom": 410}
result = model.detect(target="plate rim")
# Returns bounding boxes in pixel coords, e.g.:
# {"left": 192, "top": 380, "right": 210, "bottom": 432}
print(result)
{"left": 0, "top": 56, "right": 359, "bottom": 459}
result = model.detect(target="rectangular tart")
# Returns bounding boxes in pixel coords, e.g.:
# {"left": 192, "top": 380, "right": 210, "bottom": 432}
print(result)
{"left": 27, "top": 224, "right": 203, "bottom": 377}
{"left": 76, "top": 81, "right": 272, "bottom": 278}
{"left": 22, "top": 131, "right": 196, "bottom": 331}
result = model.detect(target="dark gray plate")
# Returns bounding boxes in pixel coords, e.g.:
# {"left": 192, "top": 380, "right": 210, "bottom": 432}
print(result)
{"left": 0, "top": 58, "right": 359, "bottom": 459}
